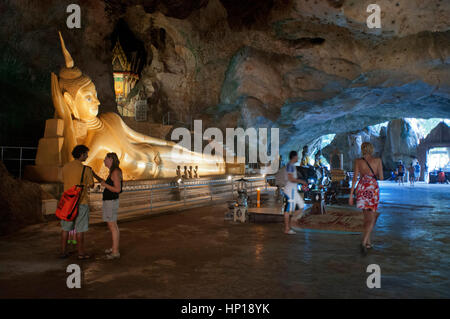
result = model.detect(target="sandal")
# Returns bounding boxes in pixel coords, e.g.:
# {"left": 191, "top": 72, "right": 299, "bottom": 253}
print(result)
{"left": 366, "top": 244, "right": 373, "bottom": 249}
{"left": 106, "top": 252, "right": 120, "bottom": 260}
{"left": 77, "top": 254, "right": 91, "bottom": 260}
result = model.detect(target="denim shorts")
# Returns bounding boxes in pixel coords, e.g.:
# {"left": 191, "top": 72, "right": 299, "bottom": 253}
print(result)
{"left": 102, "top": 199, "right": 119, "bottom": 222}
{"left": 61, "top": 204, "right": 90, "bottom": 233}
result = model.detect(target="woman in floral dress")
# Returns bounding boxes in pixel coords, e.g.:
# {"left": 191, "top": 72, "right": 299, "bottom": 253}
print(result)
{"left": 349, "top": 142, "right": 384, "bottom": 253}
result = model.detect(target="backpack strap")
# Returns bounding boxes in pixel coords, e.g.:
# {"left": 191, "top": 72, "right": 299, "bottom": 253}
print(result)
{"left": 362, "top": 157, "right": 377, "bottom": 181}
{"left": 77, "top": 165, "right": 86, "bottom": 187}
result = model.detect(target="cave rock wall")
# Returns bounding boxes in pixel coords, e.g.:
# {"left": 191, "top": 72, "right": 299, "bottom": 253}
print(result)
{"left": 323, "top": 118, "right": 420, "bottom": 171}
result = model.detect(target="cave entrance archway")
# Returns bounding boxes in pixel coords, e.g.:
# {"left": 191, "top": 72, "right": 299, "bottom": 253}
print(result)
{"left": 417, "top": 122, "right": 450, "bottom": 181}
{"left": 427, "top": 147, "right": 449, "bottom": 172}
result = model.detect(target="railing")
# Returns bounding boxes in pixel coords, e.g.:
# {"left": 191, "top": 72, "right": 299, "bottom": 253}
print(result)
{"left": 89, "top": 175, "right": 274, "bottom": 217}
{"left": 162, "top": 112, "right": 171, "bottom": 126}
{"left": 0, "top": 146, "right": 37, "bottom": 178}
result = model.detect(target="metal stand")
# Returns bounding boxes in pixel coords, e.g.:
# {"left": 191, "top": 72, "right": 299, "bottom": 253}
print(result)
{"left": 311, "top": 190, "right": 326, "bottom": 215}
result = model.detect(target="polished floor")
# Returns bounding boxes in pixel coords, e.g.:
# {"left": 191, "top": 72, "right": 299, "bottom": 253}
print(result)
{"left": 0, "top": 181, "right": 449, "bottom": 298}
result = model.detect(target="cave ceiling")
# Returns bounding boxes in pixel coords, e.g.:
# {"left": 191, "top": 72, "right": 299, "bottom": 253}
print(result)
{"left": 0, "top": 0, "right": 449, "bottom": 154}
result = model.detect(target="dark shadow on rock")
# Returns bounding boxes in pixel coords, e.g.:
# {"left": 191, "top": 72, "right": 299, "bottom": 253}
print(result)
{"left": 0, "top": 161, "right": 43, "bottom": 236}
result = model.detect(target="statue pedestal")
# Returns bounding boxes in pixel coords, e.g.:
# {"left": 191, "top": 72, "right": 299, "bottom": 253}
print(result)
{"left": 225, "top": 162, "right": 245, "bottom": 175}
{"left": 24, "top": 118, "right": 65, "bottom": 182}
{"left": 36, "top": 119, "right": 64, "bottom": 166}
{"left": 42, "top": 199, "right": 58, "bottom": 215}
{"left": 330, "top": 169, "right": 346, "bottom": 182}
{"left": 24, "top": 165, "right": 63, "bottom": 182}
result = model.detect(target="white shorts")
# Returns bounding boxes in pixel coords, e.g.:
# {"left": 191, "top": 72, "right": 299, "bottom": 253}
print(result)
{"left": 283, "top": 188, "right": 305, "bottom": 213}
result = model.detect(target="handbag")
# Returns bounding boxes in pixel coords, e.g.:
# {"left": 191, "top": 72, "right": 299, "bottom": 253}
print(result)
{"left": 55, "top": 166, "right": 86, "bottom": 221}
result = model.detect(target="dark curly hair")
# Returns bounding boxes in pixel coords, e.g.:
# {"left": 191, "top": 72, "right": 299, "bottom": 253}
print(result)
{"left": 71, "top": 145, "right": 89, "bottom": 159}
{"left": 289, "top": 150, "right": 298, "bottom": 160}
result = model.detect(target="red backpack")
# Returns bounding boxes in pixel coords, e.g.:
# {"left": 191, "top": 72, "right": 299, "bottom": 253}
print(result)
{"left": 55, "top": 166, "right": 86, "bottom": 221}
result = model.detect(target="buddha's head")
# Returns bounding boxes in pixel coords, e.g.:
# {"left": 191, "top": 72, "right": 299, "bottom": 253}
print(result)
{"left": 58, "top": 32, "right": 100, "bottom": 122}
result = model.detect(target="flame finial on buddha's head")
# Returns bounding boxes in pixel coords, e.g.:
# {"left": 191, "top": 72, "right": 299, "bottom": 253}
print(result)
{"left": 57, "top": 31, "right": 92, "bottom": 100}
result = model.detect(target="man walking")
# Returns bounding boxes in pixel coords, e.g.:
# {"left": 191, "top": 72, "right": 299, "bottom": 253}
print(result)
{"left": 414, "top": 162, "right": 421, "bottom": 182}
{"left": 60, "top": 145, "right": 94, "bottom": 259}
{"left": 283, "top": 151, "right": 307, "bottom": 234}
{"left": 408, "top": 163, "right": 415, "bottom": 186}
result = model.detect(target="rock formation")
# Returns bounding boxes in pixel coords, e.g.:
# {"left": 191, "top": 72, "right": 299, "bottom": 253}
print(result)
{"left": 382, "top": 119, "right": 420, "bottom": 169}
{"left": 0, "top": 161, "right": 43, "bottom": 236}
{"left": 323, "top": 118, "right": 421, "bottom": 171}
{"left": 322, "top": 125, "right": 383, "bottom": 170}
{"left": 0, "top": 0, "right": 449, "bottom": 158}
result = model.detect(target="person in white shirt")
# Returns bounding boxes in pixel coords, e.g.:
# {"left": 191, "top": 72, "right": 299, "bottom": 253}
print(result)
{"left": 283, "top": 151, "right": 307, "bottom": 234}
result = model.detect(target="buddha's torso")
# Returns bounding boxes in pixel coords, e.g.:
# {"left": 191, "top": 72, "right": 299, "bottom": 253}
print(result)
{"left": 77, "top": 113, "right": 225, "bottom": 180}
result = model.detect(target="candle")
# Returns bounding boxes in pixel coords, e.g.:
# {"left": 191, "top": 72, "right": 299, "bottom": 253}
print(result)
{"left": 257, "top": 188, "right": 261, "bottom": 208}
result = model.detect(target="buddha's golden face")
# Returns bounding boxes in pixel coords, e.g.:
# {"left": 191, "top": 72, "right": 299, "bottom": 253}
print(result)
{"left": 73, "top": 82, "right": 100, "bottom": 121}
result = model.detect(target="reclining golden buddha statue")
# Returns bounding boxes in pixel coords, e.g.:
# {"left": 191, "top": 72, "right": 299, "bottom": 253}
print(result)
{"left": 25, "top": 32, "right": 226, "bottom": 182}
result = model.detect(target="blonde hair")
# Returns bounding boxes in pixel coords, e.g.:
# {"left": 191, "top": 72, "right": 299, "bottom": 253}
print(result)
{"left": 361, "top": 142, "right": 374, "bottom": 156}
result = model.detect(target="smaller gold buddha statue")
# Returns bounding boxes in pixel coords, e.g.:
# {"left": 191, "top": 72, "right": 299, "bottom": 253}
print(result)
{"left": 314, "top": 150, "right": 323, "bottom": 168}
{"left": 182, "top": 166, "right": 188, "bottom": 179}
{"left": 300, "top": 146, "right": 310, "bottom": 166}
{"left": 194, "top": 165, "right": 199, "bottom": 179}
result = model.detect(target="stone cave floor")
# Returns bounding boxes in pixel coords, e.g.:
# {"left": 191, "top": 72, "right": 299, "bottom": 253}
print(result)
{"left": 0, "top": 181, "right": 449, "bottom": 298}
